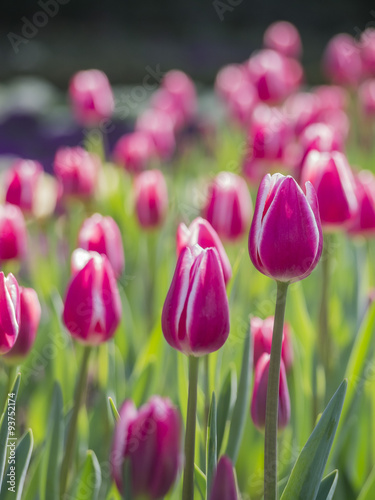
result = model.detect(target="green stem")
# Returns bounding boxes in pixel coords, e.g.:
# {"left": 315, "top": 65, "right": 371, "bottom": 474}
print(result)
{"left": 204, "top": 355, "right": 210, "bottom": 443}
{"left": 60, "top": 346, "right": 91, "bottom": 498}
{"left": 319, "top": 235, "right": 331, "bottom": 398}
{"left": 264, "top": 281, "right": 289, "bottom": 500}
{"left": 182, "top": 356, "right": 199, "bottom": 500}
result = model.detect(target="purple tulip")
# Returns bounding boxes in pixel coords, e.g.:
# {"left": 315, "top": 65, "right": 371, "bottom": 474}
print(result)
{"left": 0, "top": 272, "right": 21, "bottom": 355}
{"left": 209, "top": 456, "right": 238, "bottom": 500}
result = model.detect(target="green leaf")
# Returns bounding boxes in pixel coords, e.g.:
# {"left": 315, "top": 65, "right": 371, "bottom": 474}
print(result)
{"left": 216, "top": 366, "right": 237, "bottom": 457}
{"left": 316, "top": 470, "right": 338, "bottom": 500}
{"left": 225, "top": 329, "right": 252, "bottom": 464}
{"left": 357, "top": 464, "right": 375, "bottom": 500}
{"left": 206, "top": 392, "right": 217, "bottom": 498}
{"left": 108, "top": 397, "right": 120, "bottom": 422}
{"left": 0, "top": 429, "right": 33, "bottom": 500}
{"left": 194, "top": 464, "right": 206, "bottom": 500}
{"left": 69, "top": 450, "right": 101, "bottom": 500}
{"left": 281, "top": 380, "right": 347, "bottom": 500}
{"left": 132, "top": 362, "right": 155, "bottom": 407}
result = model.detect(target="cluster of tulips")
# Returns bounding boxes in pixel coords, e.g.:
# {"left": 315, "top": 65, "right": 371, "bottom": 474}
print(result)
{"left": 1, "top": 18, "right": 375, "bottom": 500}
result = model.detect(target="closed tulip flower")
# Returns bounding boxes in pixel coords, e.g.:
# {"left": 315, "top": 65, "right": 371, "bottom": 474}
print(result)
{"left": 110, "top": 396, "right": 182, "bottom": 499}
{"left": 215, "top": 64, "right": 248, "bottom": 102}
{"left": 0, "top": 272, "right": 21, "bottom": 355}
{"left": 134, "top": 170, "right": 168, "bottom": 229}
{"left": 0, "top": 204, "right": 27, "bottom": 261}
{"left": 251, "top": 353, "right": 291, "bottom": 430}
{"left": 360, "top": 28, "right": 375, "bottom": 77}
{"left": 162, "top": 245, "right": 230, "bottom": 356}
{"left": 263, "top": 21, "right": 302, "bottom": 59}
{"left": 176, "top": 217, "right": 232, "bottom": 285}
{"left": 161, "top": 70, "right": 197, "bottom": 126}
{"left": 249, "top": 173, "right": 322, "bottom": 282}
{"left": 209, "top": 456, "right": 238, "bottom": 500}
{"left": 323, "top": 34, "right": 362, "bottom": 86}
{"left": 314, "top": 85, "right": 348, "bottom": 112}
{"left": 348, "top": 170, "right": 375, "bottom": 236}
{"left": 63, "top": 249, "right": 121, "bottom": 344}
{"left": 4, "top": 159, "right": 43, "bottom": 213}
{"left": 113, "top": 132, "right": 156, "bottom": 174}
{"left": 136, "top": 109, "right": 175, "bottom": 160}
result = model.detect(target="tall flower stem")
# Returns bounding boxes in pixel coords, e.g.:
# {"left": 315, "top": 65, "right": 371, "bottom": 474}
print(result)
{"left": 264, "top": 281, "right": 289, "bottom": 500}
{"left": 319, "top": 234, "right": 331, "bottom": 398}
{"left": 182, "top": 356, "right": 199, "bottom": 500}
{"left": 204, "top": 354, "right": 210, "bottom": 441}
{"left": 60, "top": 346, "right": 91, "bottom": 498}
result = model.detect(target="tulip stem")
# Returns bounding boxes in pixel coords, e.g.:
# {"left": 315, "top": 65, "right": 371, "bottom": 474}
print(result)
{"left": 264, "top": 281, "right": 289, "bottom": 500}
{"left": 60, "top": 345, "right": 91, "bottom": 498}
{"left": 182, "top": 356, "right": 199, "bottom": 500}
{"left": 204, "top": 355, "right": 210, "bottom": 442}
{"left": 319, "top": 235, "right": 331, "bottom": 402}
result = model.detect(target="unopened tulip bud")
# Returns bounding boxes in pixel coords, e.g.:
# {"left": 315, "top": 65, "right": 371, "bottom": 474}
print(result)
{"left": 209, "top": 456, "right": 238, "bottom": 500}
{"left": 161, "top": 70, "right": 197, "bottom": 126}
{"left": 348, "top": 170, "right": 375, "bottom": 236}
{"left": 136, "top": 109, "right": 175, "bottom": 160}
{"left": 215, "top": 64, "right": 248, "bottom": 102}
{"left": 0, "top": 273, "right": 20, "bottom": 355}
{"left": 314, "top": 85, "right": 348, "bottom": 112}
{"left": 134, "top": 170, "right": 168, "bottom": 229}
{"left": 283, "top": 92, "right": 321, "bottom": 136}
{"left": 0, "top": 204, "right": 27, "bottom": 261}
{"left": 4, "top": 159, "right": 43, "bottom": 213}
{"left": 323, "top": 34, "right": 362, "bottom": 86}
{"left": 263, "top": 21, "right": 302, "bottom": 59}
{"left": 113, "top": 132, "right": 156, "bottom": 174}
{"left": 360, "top": 29, "right": 375, "bottom": 77}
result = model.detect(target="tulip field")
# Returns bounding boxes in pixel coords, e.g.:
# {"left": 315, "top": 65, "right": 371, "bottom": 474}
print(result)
{"left": 2, "top": 19, "right": 375, "bottom": 500}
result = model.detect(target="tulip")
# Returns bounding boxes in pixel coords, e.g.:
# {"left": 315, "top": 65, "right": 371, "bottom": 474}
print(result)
{"left": 54, "top": 147, "right": 100, "bottom": 198}
{"left": 110, "top": 396, "right": 182, "bottom": 499}
{"left": 203, "top": 172, "right": 252, "bottom": 241}
{"left": 69, "top": 69, "right": 114, "bottom": 127}
{"left": 162, "top": 245, "right": 230, "bottom": 356}
{"left": 176, "top": 217, "right": 232, "bottom": 285}
{"left": 0, "top": 273, "right": 21, "bottom": 355}
{"left": 263, "top": 21, "right": 302, "bottom": 59}
{"left": 0, "top": 204, "right": 27, "bottom": 261}
{"left": 215, "top": 64, "right": 248, "bottom": 102}
{"left": 360, "top": 28, "right": 375, "bottom": 77}
{"left": 251, "top": 353, "right": 291, "bottom": 430}
{"left": 136, "top": 109, "right": 175, "bottom": 159}
{"left": 359, "top": 79, "right": 375, "bottom": 118}
{"left": 151, "top": 89, "right": 185, "bottom": 131}
{"left": 249, "top": 173, "right": 322, "bottom": 282}
{"left": 113, "top": 131, "right": 156, "bottom": 174}
{"left": 283, "top": 92, "right": 321, "bottom": 136}
{"left": 323, "top": 34, "right": 362, "bottom": 86}
{"left": 63, "top": 249, "right": 121, "bottom": 344}
{"left": 4, "top": 287, "right": 41, "bottom": 363}
{"left": 161, "top": 70, "right": 197, "bottom": 126}
{"left": 78, "top": 213, "right": 125, "bottom": 277}
{"left": 4, "top": 159, "right": 43, "bottom": 213}
{"left": 251, "top": 316, "right": 293, "bottom": 372}
{"left": 348, "top": 170, "right": 375, "bottom": 236}
{"left": 300, "top": 151, "right": 358, "bottom": 229}
{"left": 209, "top": 456, "right": 238, "bottom": 500}
{"left": 134, "top": 169, "right": 168, "bottom": 229}
{"left": 299, "top": 122, "right": 343, "bottom": 157}
{"left": 226, "top": 82, "right": 258, "bottom": 127}
{"left": 314, "top": 85, "right": 348, "bottom": 112}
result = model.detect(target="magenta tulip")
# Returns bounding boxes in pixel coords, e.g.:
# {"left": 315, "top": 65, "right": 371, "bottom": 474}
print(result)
{"left": 283, "top": 92, "right": 321, "bottom": 136}
{"left": 323, "top": 34, "right": 362, "bottom": 86}
{"left": 5, "top": 159, "right": 43, "bottom": 213}
{"left": 134, "top": 169, "right": 168, "bottom": 229}
{"left": 348, "top": 170, "right": 375, "bottom": 236}
{"left": 0, "top": 273, "right": 21, "bottom": 355}
{"left": 360, "top": 28, "right": 375, "bottom": 77}
{"left": 0, "top": 204, "right": 27, "bottom": 261}
{"left": 161, "top": 70, "right": 197, "bottom": 126}
{"left": 110, "top": 396, "right": 182, "bottom": 499}
{"left": 162, "top": 245, "right": 230, "bottom": 356}
{"left": 314, "top": 85, "right": 348, "bottom": 112}
{"left": 249, "top": 173, "right": 322, "bottom": 282}
{"left": 263, "top": 21, "right": 302, "bottom": 59}
{"left": 209, "top": 456, "right": 238, "bottom": 500}
{"left": 359, "top": 79, "right": 375, "bottom": 118}
{"left": 113, "top": 131, "right": 156, "bottom": 174}
{"left": 136, "top": 109, "right": 175, "bottom": 160}
{"left": 215, "top": 64, "right": 248, "bottom": 102}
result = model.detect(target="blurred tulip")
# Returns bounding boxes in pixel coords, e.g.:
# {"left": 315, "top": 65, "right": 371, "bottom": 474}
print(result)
{"left": 251, "top": 353, "right": 290, "bottom": 430}
{"left": 283, "top": 92, "right": 321, "bottom": 136}
{"left": 136, "top": 109, "right": 175, "bottom": 159}
{"left": 314, "top": 85, "right": 348, "bottom": 111}
{"left": 4, "top": 159, "right": 43, "bottom": 213}
{"left": 69, "top": 69, "right": 114, "bottom": 126}
{"left": 209, "top": 456, "right": 238, "bottom": 500}
{"left": 151, "top": 88, "right": 185, "bottom": 131}
{"left": 249, "top": 173, "right": 322, "bottom": 282}
{"left": 176, "top": 217, "right": 232, "bottom": 285}
{"left": 316, "top": 109, "right": 350, "bottom": 144}
{"left": 215, "top": 64, "right": 248, "bottom": 102}
{"left": 251, "top": 316, "right": 293, "bottom": 372}
{"left": 203, "top": 172, "right": 252, "bottom": 241}
{"left": 360, "top": 28, "right": 375, "bottom": 77}
{"left": 111, "top": 396, "right": 182, "bottom": 499}
{"left": 263, "top": 21, "right": 302, "bottom": 59}
{"left": 301, "top": 151, "right": 358, "bottom": 229}
{"left": 348, "top": 170, "right": 375, "bottom": 236}
{"left": 63, "top": 249, "right": 121, "bottom": 345}
{"left": 4, "top": 287, "right": 41, "bottom": 363}
{"left": 299, "top": 122, "right": 343, "bottom": 156}
{"left": 113, "top": 131, "right": 156, "bottom": 174}
{"left": 134, "top": 170, "right": 168, "bottom": 229}
{"left": 359, "top": 79, "right": 375, "bottom": 117}
{"left": 0, "top": 204, "right": 27, "bottom": 261}
{"left": 162, "top": 245, "right": 230, "bottom": 356}
{"left": 0, "top": 273, "right": 20, "bottom": 355}
{"left": 323, "top": 34, "right": 362, "bottom": 86}
{"left": 226, "top": 82, "right": 258, "bottom": 127}
{"left": 78, "top": 214, "right": 125, "bottom": 277}
{"left": 161, "top": 70, "right": 197, "bottom": 126}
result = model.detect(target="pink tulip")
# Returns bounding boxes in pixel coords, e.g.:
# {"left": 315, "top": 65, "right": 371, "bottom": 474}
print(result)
{"left": 161, "top": 70, "right": 197, "bottom": 125}
{"left": 162, "top": 245, "right": 230, "bottom": 356}
{"left": 316, "top": 109, "right": 350, "bottom": 144}
{"left": 69, "top": 69, "right": 114, "bottom": 126}
{"left": 0, "top": 205, "right": 27, "bottom": 261}
{"left": 113, "top": 132, "right": 156, "bottom": 174}
{"left": 348, "top": 170, "right": 375, "bottom": 236}
{"left": 359, "top": 79, "right": 375, "bottom": 117}
{"left": 78, "top": 213, "right": 125, "bottom": 277}
{"left": 0, "top": 273, "right": 21, "bottom": 355}
{"left": 299, "top": 122, "right": 343, "bottom": 156}
{"left": 323, "top": 34, "right": 362, "bottom": 86}
{"left": 176, "top": 217, "right": 232, "bottom": 285}
{"left": 360, "top": 28, "right": 375, "bottom": 77}
{"left": 203, "top": 172, "right": 252, "bottom": 241}
{"left": 63, "top": 249, "right": 121, "bottom": 345}
{"left": 215, "top": 64, "right": 248, "bottom": 102}
{"left": 263, "top": 21, "right": 302, "bottom": 59}
{"left": 226, "top": 82, "right": 258, "bottom": 127}
{"left": 249, "top": 173, "right": 322, "bottom": 282}
{"left": 5, "top": 159, "right": 43, "bottom": 213}
{"left": 110, "top": 396, "right": 182, "bottom": 499}
{"left": 251, "top": 353, "right": 290, "bottom": 430}
{"left": 314, "top": 85, "right": 348, "bottom": 112}
{"left": 150, "top": 89, "right": 186, "bottom": 131}
{"left": 134, "top": 170, "right": 168, "bottom": 229}
{"left": 209, "top": 456, "right": 238, "bottom": 500}
{"left": 283, "top": 92, "right": 321, "bottom": 136}
{"left": 136, "top": 109, "right": 176, "bottom": 159}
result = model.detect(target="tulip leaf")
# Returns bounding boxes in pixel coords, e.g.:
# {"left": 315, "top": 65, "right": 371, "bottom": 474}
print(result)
{"left": 225, "top": 329, "right": 252, "bottom": 464}
{"left": 0, "top": 429, "right": 33, "bottom": 500}
{"left": 69, "top": 450, "right": 101, "bottom": 500}
{"left": 315, "top": 470, "right": 338, "bottom": 500}
{"left": 206, "top": 392, "right": 217, "bottom": 498}
{"left": 108, "top": 397, "right": 120, "bottom": 422}
{"left": 217, "top": 366, "right": 237, "bottom": 457}
{"left": 357, "top": 463, "right": 375, "bottom": 500}
{"left": 281, "top": 380, "right": 347, "bottom": 500}
{"left": 132, "top": 361, "right": 155, "bottom": 407}
{"left": 194, "top": 464, "right": 206, "bottom": 500}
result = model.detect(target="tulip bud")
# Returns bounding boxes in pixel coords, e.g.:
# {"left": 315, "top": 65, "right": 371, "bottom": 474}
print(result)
{"left": 203, "top": 172, "right": 252, "bottom": 241}
{"left": 209, "top": 456, "right": 238, "bottom": 500}
{"left": 300, "top": 151, "right": 358, "bottom": 229}
{"left": 249, "top": 173, "right": 322, "bottom": 283}
{"left": 136, "top": 109, "right": 175, "bottom": 160}
{"left": 251, "top": 354, "right": 291, "bottom": 430}
{"left": 323, "top": 34, "right": 362, "bottom": 86}
{"left": 134, "top": 170, "right": 168, "bottom": 229}
{"left": 161, "top": 70, "right": 197, "bottom": 126}
{"left": 263, "top": 21, "right": 302, "bottom": 59}
{"left": 360, "top": 29, "right": 375, "bottom": 78}
{"left": 215, "top": 64, "right": 248, "bottom": 102}
{"left": 4, "top": 159, "right": 43, "bottom": 213}
{"left": 176, "top": 217, "right": 232, "bottom": 285}
{"left": 251, "top": 316, "right": 293, "bottom": 372}
{"left": 110, "top": 396, "right": 182, "bottom": 499}
{"left": 113, "top": 132, "right": 156, "bottom": 174}
{"left": 78, "top": 213, "right": 125, "bottom": 277}
{"left": 4, "top": 287, "right": 41, "bottom": 363}
{"left": 63, "top": 249, "right": 121, "bottom": 344}
{"left": 0, "top": 204, "right": 27, "bottom": 261}
{"left": 359, "top": 79, "right": 375, "bottom": 118}
{"left": 54, "top": 147, "right": 100, "bottom": 198}
{"left": 348, "top": 170, "right": 375, "bottom": 236}
{"left": 314, "top": 85, "right": 348, "bottom": 112}
{"left": 151, "top": 89, "right": 185, "bottom": 131}
{"left": 226, "top": 82, "right": 258, "bottom": 127}
{"left": 299, "top": 123, "right": 343, "bottom": 157}
{"left": 162, "top": 245, "right": 230, "bottom": 356}
{"left": 69, "top": 69, "right": 114, "bottom": 127}
{"left": 283, "top": 92, "right": 321, "bottom": 136}
{"left": 0, "top": 273, "right": 21, "bottom": 355}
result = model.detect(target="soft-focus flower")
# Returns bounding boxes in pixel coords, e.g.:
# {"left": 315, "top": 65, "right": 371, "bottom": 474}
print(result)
{"left": 226, "top": 82, "right": 258, "bottom": 127}
{"left": 0, "top": 204, "right": 27, "bottom": 261}
{"left": 162, "top": 245, "right": 230, "bottom": 356}
{"left": 360, "top": 28, "right": 375, "bottom": 77}
{"left": 249, "top": 173, "right": 322, "bottom": 282}
{"left": 0, "top": 273, "right": 21, "bottom": 355}
{"left": 263, "top": 21, "right": 302, "bottom": 59}
{"left": 136, "top": 109, "right": 175, "bottom": 159}
{"left": 4, "top": 159, "right": 43, "bottom": 213}
{"left": 69, "top": 69, "right": 114, "bottom": 126}
{"left": 348, "top": 170, "right": 375, "bottom": 236}
{"left": 314, "top": 85, "right": 348, "bottom": 112}
{"left": 300, "top": 151, "right": 358, "bottom": 229}
{"left": 113, "top": 132, "right": 156, "bottom": 174}
{"left": 110, "top": 396, "right": 182, "bottom": 499}
{"left": 209, "top": 456, "right": 238, "bottom": 500}
{"left": 63, "top": 249, "right": 121, "bottom": 345}
{"left": 4, "top": 287, "right": 41, "bottom": 363}
{"left": 251, "top": 316, "right": 293, "bottom": 372}
{"left": 78, "top": 214, "right": 125, "bottom": 277}
{"left": 161, "top": 70, "right": 197, "bottom": 126}
{"left": 215, "top": 64, "right": 248, "bottom": 102}
{"left": 251, "top": 353, "right": 290, "bottom": 430}
{"left": 359, "top": 79, "right": 375, "bottom": 117}
{"left": 176, "top": 217, "right": 232, "bottom": 285}
{"left": 283, "top": 92, "right": 321, "bottom": 136}
{"left": 323, "top": 34, "right": 362, "bottom": 86}
{"left": 134, "top": 170, "right": 168, "bottom": 229}
{"left": 203, "top": 172, "right": 252, "bottom": 241}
